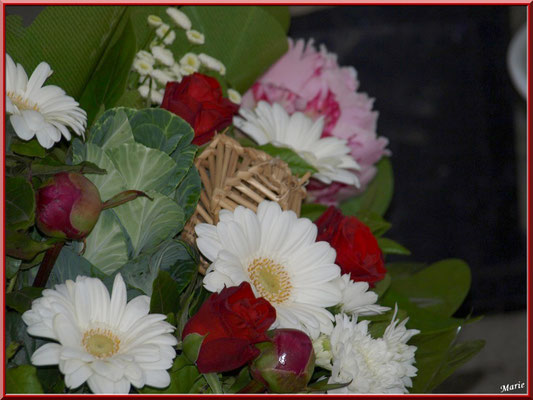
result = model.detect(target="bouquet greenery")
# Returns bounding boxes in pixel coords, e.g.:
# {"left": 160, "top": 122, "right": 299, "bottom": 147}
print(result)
{"left": 5, "top": 5, "right": 484, "bottom": 395}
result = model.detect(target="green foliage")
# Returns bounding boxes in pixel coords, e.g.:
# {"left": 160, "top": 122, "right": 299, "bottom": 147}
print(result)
{"left": 6, "top": 230, "right": 56, "bottom": 261}
{"left": 354, "top": 210, "right": 391, "bottom": 237}
{"left": 151, "top": 270, "right": 183, "bottom": 315}
{"left": 6, "top": 176, "right": 35, "bottom": 231}
{"left": 257, "top": 143, "right": 318, "bottom": 176}
{"left": 6, "top": 287, "right": 44, "bottom": 314}
{"left": 6, "top": 365, "right": 44, "bottom": 394}
{"left": 299, "top": 203, "right": 327, "bottom": 222}
{"left": 259, "top": 6, "right": 291, "bottom": 33}
{"left": 11, "top": 138, "right": 47, "bottom": 158}
{"left": 183, "top": 333, "right": 206, "bottom": 364}
{"left": 175, "top": 166, "right": 202, "bottom": 222}
{"left": 341, "top": 157, "right": 393, "bottom": 216}
{"left": 141, "top": 354, "right": 203, "bottom": 394}
{"left": 377, "top": 237, "right": 411, "bottom": 255}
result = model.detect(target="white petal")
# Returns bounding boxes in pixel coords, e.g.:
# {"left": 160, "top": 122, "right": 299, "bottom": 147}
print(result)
{"left": 31, "top": 343, "right": 61, "bottom": 365}
{"left": 64, "top": 364, "right": 93, "bottom": 389}
{"left": 87, "top": 374, "right": 116, "bottom": 394}
{"left": 119, "top": 296, "right": 150, "bottom": 332}
{"left": 25, "top": 61, "right": 51, "bottom": 99}
{"left": 143, "top": 369, "right": 171, "bottom": 388}
{"left": 108, "top": 273, "right": 127, "bottom": 326}
{"left": 9, "top": 114, "right": 35, "bottom": 140}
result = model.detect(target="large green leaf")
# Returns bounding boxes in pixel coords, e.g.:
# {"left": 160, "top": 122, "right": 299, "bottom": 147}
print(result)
{"left": 87, "top": 108, "right": 135, "bottom": 150}
{"left": 107, "top": 143, "right": 180, "bottom": 194}
{"left": 79, "top": 16, "right": 137, "bottom": 127}
{"left": 300, "top": 203, "right": 327, "bottom": 222}
{"left": 377, "top": 237, "right": 411, "bottom": 255}
{"left": 47, "top": 246, "right": 105, "bottom": 288}
{"left": 6, "top": 230, "right": 55, "bottom": 261}
{"left": 388, "top": 259, "right": 471, "bottom": 318}
{"left": 179, "top": 6, "right": 288, "bottom": 92}
{"left": 6, "top": 176, "right": 35, "bottom": 231}
{"left": 6, "top": 365, "right": 43, "bottom": 394}
{"left": 10, "top": 138, "right": 46, "bottom": 158}
{"left": 83, "top": 210, "right": 129, "bottom": 274}
{"left": 257, "top": 143, "right": 318, "bottom": 176}
{"left": 6, "top": 287, "right": 44, "bottom": 314}
{"left": 150, "top": 270, "right": 182, "bottom": 315}
{"left": 72, "top": 141, "right": 127, "bottom": 202}
{"left": 341, "top": 157, "right": 394, "bottom": 217}
{"left": 141, "top": 355, "right": 202, "bottom": 394}
{"left": 113, "top": 191, "right": 185, "bottom": 257}
{"left": 6, "top": 6, "right": 127, "bottom": 99}
{"left": 174, "top": 166, "right": 202, "bottom": 222}
{"left": 259, "top": 6, "right": 290, "bottom": 33}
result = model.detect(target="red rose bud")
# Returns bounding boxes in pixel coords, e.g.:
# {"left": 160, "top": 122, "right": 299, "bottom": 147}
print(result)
{"left": 182, "top": 282, "right": 276, "bottom": 373}
{"left": 161, "top": 73, "right": 239, "bottom": 145}
{"left": 250, "top": 329, "right": 315, "bottom": 393}
{"left": 36, "top": 172, "right": 102, "bottom": 240}
{"left": 315, "top": 206, "right": 386, "bottom": 286}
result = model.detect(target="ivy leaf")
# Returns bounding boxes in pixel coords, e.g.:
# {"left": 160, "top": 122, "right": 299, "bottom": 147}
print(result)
{"left": 6, "top": 176, "right": 35, "bottom": 231}
{"left": 257, "top": 143, "right": 318, "bottom": 176}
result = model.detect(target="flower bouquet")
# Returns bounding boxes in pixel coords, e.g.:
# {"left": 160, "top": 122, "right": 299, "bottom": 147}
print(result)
{"left": 4, "top": 5, "right": 484, "bottom": 395}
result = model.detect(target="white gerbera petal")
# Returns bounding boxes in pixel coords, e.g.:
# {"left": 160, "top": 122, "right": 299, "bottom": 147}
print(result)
{"left": 22, "top": 274, "right": 177, "bottom": 394}
{"left": 326, "top": 312, "right": 419, "bottom": 394}
{"left": 5, "top": 54, "right": 86, "bottom": 148}
{"left": 234, "top": 101, "right": 361, "bottom": 187}
{"left": 197, "top": 200, "right": 342, "bottom": 339}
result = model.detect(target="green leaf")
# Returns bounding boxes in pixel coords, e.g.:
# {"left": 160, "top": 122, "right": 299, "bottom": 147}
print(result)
{"left": 11, "top": 138, "right": 47, "bottom": 158}
{"left": 141, "top": 355, "right": 202, "bottom": 394}
{"left": 7, "top": 6, "right": 127, "bottom": 99}
{"left": 6, "top": 176, "right": 35, "bottom": 231}
{"left": 354, "top": 210, "right": 391, "bottom": 237}
{"left": 183, "top": 333, "right": 206, "bottom": 364}
{"left": 6, "top": 311, "right": 39, "bottom": 367}
{"left": 204, "top": 372, "right": 224, "bottom": 394}
{"left": 113, "top": 191, "right": 185, "bottom": 258}
{"left": 6, "top": 287, "right": 44, "bottom": 314}
{"left": 47, "top": 246, "right": 105, "bottom": 288}
{"left": 341, "top": 157, "right": 393, "bottom": 216}
{"left": 6, "top": 365, "right": 44, "bottom": 394}
{"left": 180, "top": 6, "right": 288, "bottom": 92}
{"left": 6, "top": 341, "right": 21, "bottom": 361}
{"left": 6, "top": 257, "right": 22, "bottom": 279}
{"left": 372, "top": 273, "right": 391, "bottom": 299}
{"left": 83, "top": 210, "right": 129, "bottom": 275}
{"left": 79, "top": 15, "right": 137, "bottom": 127}
{"left": 300, "top": 203, "right": 327, "bottom": 222}
{"left": 87, "top": 108, "right": 135, "bottom": 150}
{"left": 108, "top": 143, "right": 180, "bottom": 194}
{"left": 389, "top": 259, "right": 471, "bottom": 318}
{"left": 150, "top": 270, "right": 182, "bottom": 314}
{"left": 6, "top": 230, "right": 55, "bottom": 261}
{"left": 174, "top": 166, "right": 202, "bottom": 222}
{"left": 36, "top": 367, "right": 65, "bottom": 394}
{"left": 377, "top": 237, "right": 411, "bottom": 255}
{"left": 386, "top": 261, "right": 428, "bottom": 280}
{"left": 257, "top": 143, "right": 318, "bottom": 176}
{"left": 227, "top": 367, "right": 252, "bottom": 393}
{"left": 258, "top": 6, "right": 290, "bottom": 33}
{"left": 307, "top": 379, "right": 351, "bottom": 392}
{"left": 31, "top": 158, "right": 106, "bottom": 177}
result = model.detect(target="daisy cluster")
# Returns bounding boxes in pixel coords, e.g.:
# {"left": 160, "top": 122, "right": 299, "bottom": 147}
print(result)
{"left": 132, "top": 7, "right": 228, "bottom": 105}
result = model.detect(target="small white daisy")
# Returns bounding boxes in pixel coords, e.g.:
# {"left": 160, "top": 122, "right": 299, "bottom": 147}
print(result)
{"left": 179, "top": 53, "right": 200, "bottom": 70}
{"left": 135, "top": 50, "right": 155, "bottom": 66}
{"left": 196, "top": 201, "right": 342, "bottom": 339}
{"left": 198, "top": 53, "right": 225, "bottom": 75}
{"left": 169, "top": 64, "right": 183, "bottom": 81}
{"left": 335, "top": 274, "right": 390, "bottom": 316}
{"left": 150, "top": 69, "right": 174, "bottom": 86}
{"left": 166, "top": 7, "right": 191, "bottom": 30}
{"left": 155, "top": 24, "right": 176, "bottom": 45}
{"left": 326, "top": 309, "right": 419, "bottom": 394}
{"left": 133, "top": 59, "right": 153, "bottom": 76}
{"left": 180, "top": 65, "right": 196, "bottom": 76}
{"left": 22, "top": 274, "right": 177, "bottom": 394}
{"left": 227, "top": 88, "right": 242, "bottom": 105}
{"left": 186, "top": 29, "right": 205, "bottom": 45}
{"left": 147, "top": 14, "right": 163, "bottom": 27}
{"left": 151, "top": 46, "right": 174, "bottom": 67}
{"left": 5, "top": 54, "right": 87, "bottom": 149}
{"left": 234, "top": 101, "right": 360, "bottom": 187}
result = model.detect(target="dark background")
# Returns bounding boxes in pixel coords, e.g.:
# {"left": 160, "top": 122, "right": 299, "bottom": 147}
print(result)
{"left": 289, "top": 6, "right": 528, "bottom": 316}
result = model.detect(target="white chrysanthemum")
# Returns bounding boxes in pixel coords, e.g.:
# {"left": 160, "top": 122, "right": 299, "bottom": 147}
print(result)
{"left": 228, "top": 88, "right": 242, "bottom": 105}
{"left": 234, "top": 102, "right": 360, "bottom": 187}
{"left": 150, "top": 69, "right": 173, "bottom": 86}
{"left": 186, "top": 29, "right": 205, "bottom": 45}
{"left": 136, "top": 50, "right": 155, "bottom": 66}
{"left": 196, "top": 201, "right": 342, "bottom": 339}
{"left": 312, "top": 334, "right": 333, "bottom": 369}
{"left": 335, "top": 274, "right": 389, "bottom": 316}
{"left": 147, "top": 14, "right": 163, "bottom": 27}
{"left": 198, "top": 53, "right": 225, "bottom": 75}
{"left": 166, "top": 7, "right": 191, "bottom": 30}
{"left": 179, "top": 53, "right": 200, "bottom": 70}
{"left": 151, "top": 46, "right": 174, "bottom": 67}
{"left": 155, "top": 24, "right": 176, "bottom": 45}
{"left": 5, "top": 54, "right": 87, "bottom": 149}
{"left": 326, "top": 310, "right": 419, "bottom": 394}
{"left": 133, "top": 59, "right": 153, "bottom": 76}
{"left": 22, "top": 274, "right": 177, "bottom": 394}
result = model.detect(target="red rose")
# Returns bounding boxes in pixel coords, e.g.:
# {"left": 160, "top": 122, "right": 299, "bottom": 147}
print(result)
{"left": 315, "top": 206, "right": 386, "bottom": 286}
{"left": 182, "top": 282, "right": 276, "bottom": 373}
{"left": 161, "top": 73, "right": 239, "bottom": 145}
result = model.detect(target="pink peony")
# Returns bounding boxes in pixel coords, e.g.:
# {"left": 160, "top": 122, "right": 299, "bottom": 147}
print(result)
{"left": 242, "top": 38, "right": 390, "bottom": 206}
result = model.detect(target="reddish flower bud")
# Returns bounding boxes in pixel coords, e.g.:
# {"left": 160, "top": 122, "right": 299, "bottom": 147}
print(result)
{"left": 250, "top": 329, "right": 315, "bottom": 393}
{"left": 36, "top": 172, "right": 102, "bottom": 240}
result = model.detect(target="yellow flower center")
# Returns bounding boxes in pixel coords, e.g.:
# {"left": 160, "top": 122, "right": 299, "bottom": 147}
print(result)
{"left": 7, "top": 91, "right": 40, "bottom": 112}
{"left": 82, "top": 328, "right": 120, "bottom": 359}
{"left": 248, "top": 257, "right": 292, "bottom": 304}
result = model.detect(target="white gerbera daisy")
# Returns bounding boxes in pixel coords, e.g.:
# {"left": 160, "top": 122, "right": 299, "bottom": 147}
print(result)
{"left": 335, "top": 274, "right": 389, "bottom": 316}
{"left": 155, "top": 24, "right": 176, "bottom": 45}
{"left": 22, "top": 274, "right": 177, "bottom": 394}
{"left": 326, "top": 309, "right": 419, "bottom": 394}
{"left": 186, "top": 29, "right": 205, "bottom": 45}
{"left": 233, "top": 101, "right": 360, "bottom": 187}
{"left": 196, "top": 201, "right": 342, "bottom": 339}
{"left": 166, "top": 7, "right": 191, "bottom": 30}
{"left": 5, "top": 54, "right": 87, "bottom": 149}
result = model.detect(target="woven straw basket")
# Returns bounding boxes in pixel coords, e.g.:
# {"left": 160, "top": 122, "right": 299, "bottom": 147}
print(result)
{"left": 181, "top": 134, "right": 310, "bottom": 274}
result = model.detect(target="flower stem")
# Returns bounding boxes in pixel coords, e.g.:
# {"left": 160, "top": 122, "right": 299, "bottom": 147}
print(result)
{"left": 6, "top": 273, "right": 18, "bottom": 293}
{"left": 102, "top": 190, "right": 152, "bottom": 210}
{"left": 33, "top": 242, "right": 65, "bottom": 288}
